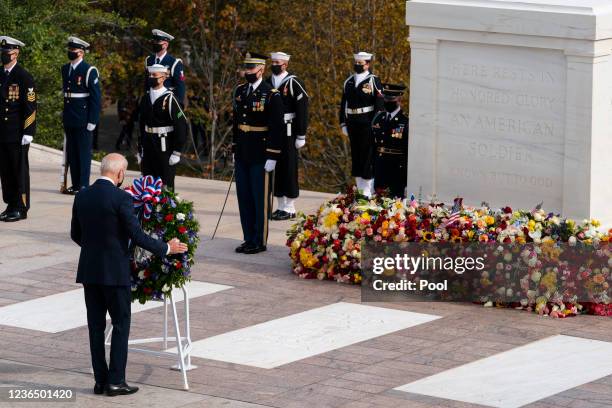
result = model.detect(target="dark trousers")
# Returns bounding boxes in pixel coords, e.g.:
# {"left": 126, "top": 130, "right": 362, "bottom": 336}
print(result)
{"left": 374, "top": 154, "right": 407, "bottom": 198}
{"left": 141, "top": 134, "right": 176, "bottom": 190}
{"left": 347, "top": 121, "right": 375, "bottom": 179}
{"left": 65, "top": 126, "right": 93, "bottom": 189}
{"left": 0, "top": 142, "right": 29, "bottom": 212}
{"left": 115, "top": 122, "right": 133, "bottom": 149}
{"left": 83, "top": 284, "right": 131, "bottom": 385}
{"left": 235, "top": 159, "right": 273, "bottom": 246}
{"left": 273, "top": 130, "right": 299, "bottom": 199}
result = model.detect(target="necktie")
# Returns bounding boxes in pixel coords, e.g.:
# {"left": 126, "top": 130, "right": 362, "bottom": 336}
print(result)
{"left": 155, "top": 58, "right": 160, "bottom": 64}
{"left": 247, "top": 85, "right": 253, "bottom": 96}
{"left": 69, "top": 66, "right": 73, "bottom": 77}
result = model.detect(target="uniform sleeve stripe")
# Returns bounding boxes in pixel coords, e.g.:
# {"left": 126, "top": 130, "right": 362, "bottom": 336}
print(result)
{"left": 24, "top": 111, "right": 36, "bottom": 129}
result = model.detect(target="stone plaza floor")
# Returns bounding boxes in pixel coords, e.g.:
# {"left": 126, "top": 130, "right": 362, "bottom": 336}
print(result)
{"left": 0, "top": 145, "right": 611, "bottom": 408}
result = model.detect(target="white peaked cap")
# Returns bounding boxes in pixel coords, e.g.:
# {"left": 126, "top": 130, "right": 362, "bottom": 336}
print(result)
{"left": 67, "top": 36, "right": 90, "bottom": 49}
{"left": 152, "top": 29, "right": 174, "bottom": 41}
{"left": 147, "top": 64, "right": 168, "bottom": 74}
{"left": 353, "top": 51, "right": 373, "bottom": 61}
{"left": 0, "top": 36, "right": 25, "bottom": 48}
{"left": 270, "top": 51, "right": 290, "bottom": 61}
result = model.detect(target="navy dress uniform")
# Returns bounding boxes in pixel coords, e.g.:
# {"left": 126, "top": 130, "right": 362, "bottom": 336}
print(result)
{"left": 232, "top": 52, "right": 284, "bottom": 254}
{"left": 372, "top": 83, "right": 409, "bottom": 198}
{"left": 265, "top": 51, "right": 309, "bottom": 221}
{"left": 138, "top": 64, "right": 187, "bottom": 190}
{"left": 0, "top": 36, "right": 36, "bottom": 222}
{"left": 61, "top": 37, "right": 101, "bottom": 194}
{"left": 144, "top": 29, "right": 185, "bottom": 106}
{"left": 339, "top": 51, "right": 384, "bottom": 197}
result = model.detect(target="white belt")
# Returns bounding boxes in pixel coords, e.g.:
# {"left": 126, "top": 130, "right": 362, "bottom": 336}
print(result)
{"left": 284, "top": 113, "right": 296, "bottom": 122}
{"left": 346, "top": 106, "right": 374, "bottom": 115}
{"left": 145, "top": 126, "right": 174, "bottom": 134}
{"left": 64, "top": 92, "right": 90, "bottom": 98}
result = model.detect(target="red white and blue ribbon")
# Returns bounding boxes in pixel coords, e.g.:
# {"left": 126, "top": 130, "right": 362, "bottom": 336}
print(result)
{"left": 125, "top": 176, "right": 163, "bottom": 219}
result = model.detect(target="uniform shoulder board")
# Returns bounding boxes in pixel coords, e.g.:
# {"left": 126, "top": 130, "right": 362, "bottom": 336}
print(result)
{"left": 86, "top": 66, "right": 99, "bottom": 87}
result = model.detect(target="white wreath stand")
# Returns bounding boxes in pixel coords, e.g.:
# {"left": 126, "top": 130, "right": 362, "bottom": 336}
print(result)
{"left": 104, "top": 286, "right": 196, "bottom": 390}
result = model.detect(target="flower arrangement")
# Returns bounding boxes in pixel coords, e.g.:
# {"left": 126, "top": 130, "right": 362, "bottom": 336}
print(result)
{"left": 126, "top": 176, "right": 200, "bottom": 304}
{"left": 286, "top": 187, "right": 612, "bottom": 317}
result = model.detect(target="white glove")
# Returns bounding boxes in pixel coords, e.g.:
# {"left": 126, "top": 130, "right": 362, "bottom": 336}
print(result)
{"left": 169, "top": 152, "right": 181, "bottom": 166}
{"left": 264, "top": 159, "right": 277, "bottom": 172}
{"left": 341, "top": 125, "right": 348, "bottom": 136}
{"left": 295, "top": 138, "right": 306, "bottom": 149}
{"left": 86, "top": 123, "right": 96, "bottom": 132}
{"left": 21, "top": 135, "right": 33, "bottom": 145}
{"left": 136, "top": 153, "right": 142, "bottom": 165}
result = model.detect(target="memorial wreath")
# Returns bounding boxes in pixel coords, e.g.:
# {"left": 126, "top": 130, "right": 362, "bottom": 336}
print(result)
{"left": 126, "top": 176, "right": 200, "bottom": 304}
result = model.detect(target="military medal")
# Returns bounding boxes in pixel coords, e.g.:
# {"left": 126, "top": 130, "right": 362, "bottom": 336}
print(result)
{"left": 9, "top": 84, "right": 19, "bottom": 101}
{"left": 77, "top": 76, "right": 82, "bottom": 86}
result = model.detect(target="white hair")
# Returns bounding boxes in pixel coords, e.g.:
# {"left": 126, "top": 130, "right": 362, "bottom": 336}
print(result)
{"left": 100, "top": 153, "right": 128, "bottom": 176}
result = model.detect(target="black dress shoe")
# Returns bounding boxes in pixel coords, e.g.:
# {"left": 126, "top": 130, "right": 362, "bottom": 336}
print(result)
{"left": 64, "top": 186, "right": 80, "bottom": 195}
{"left": 94, "top": 383, "right": 105, "bottom": 395}
{"left": 0, "top": 209, "right": 9, "bottom": 221}
{"left": 105, "top": 382, "right": 139, "bottom": 396}
{"left": 275, "top": 210, "right": 296, "bottom": 221}
{"left": 4, "top": 210, "right": 26, "bottom": 222}
{"left": 235, "top": 242, "right": 250, "bottom": 253}
{"left": 243, "top": 244, "right": 266, "bottom": 254}
{"left": 270, "top": 210, "right": 283, "bottom": 221}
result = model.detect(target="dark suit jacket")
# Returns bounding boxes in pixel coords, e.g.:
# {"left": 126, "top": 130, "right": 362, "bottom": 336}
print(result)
{"left": 71, "top": 178, "right": 168, "bottom": 286}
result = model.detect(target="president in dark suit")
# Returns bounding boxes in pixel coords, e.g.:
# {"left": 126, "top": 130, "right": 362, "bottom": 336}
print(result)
{"left": 70, "top": 153, "right": 187, "bottom": 396}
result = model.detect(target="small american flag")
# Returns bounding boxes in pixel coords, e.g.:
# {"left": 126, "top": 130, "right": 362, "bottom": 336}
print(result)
{"left": 443, "top": 197, "right": 463, "bottom": 227}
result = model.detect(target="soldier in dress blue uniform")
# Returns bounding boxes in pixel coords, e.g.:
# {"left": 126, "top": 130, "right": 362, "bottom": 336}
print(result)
{"left": 138, "top": 64, "right": 187, "bottom": 191}
{"left": 0, "top": 36, "right": 36, "bottom": 222}
{"left": 144, "top": 29, "right": 185, "bottom": 106}
{"left": 61, "top": 36, "right": 102, "bottom": 195}
{"left": 265, "top": 51, "right": 309, "bottom": 221}
{"left": 232, "top": 52, "right": 284, "bottom": 254}
{"left": 371, "top": 83, "right": 409, "bottom": 198}
{"left": 339, "top": 51, "right": 384, "bottom": 197}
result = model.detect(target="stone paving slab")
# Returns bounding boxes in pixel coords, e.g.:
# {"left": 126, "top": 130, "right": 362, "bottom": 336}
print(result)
{"left": 0, "top": 147, "right": 611, "bottom": 408}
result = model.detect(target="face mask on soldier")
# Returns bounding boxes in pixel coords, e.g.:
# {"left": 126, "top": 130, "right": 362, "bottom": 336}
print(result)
{"left": 1, "top": 51, "right": 12, "bottom": 65}
{"left": 67, "top": 50, "right": 79, "bottom": 61}
{"left": 354, "top": 63, "right": 365, "bottom": 74}
{"left": 271, "top": 64, "right": 283, "bottom": 75}
{"left": 152, "top": 43, "right": 163, "bottom": 53}
{"left": 147, "top": 76, "right": 161, "bottom": 88}
{"left": 384, "top": 100, "right": 399, "bottom": 112}
{"left": 244, "top": 70, "right": 259, "bottom": 84}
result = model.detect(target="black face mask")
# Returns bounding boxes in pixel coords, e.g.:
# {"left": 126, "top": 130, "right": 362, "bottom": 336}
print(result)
{"left": 354, "top": 64, "right": 365, "bottom": 74}
{"left": 67, "top": 50, "right": 79, "bottom": 61}
{"left": 147, "top": 77, "right": 161, "bottom": 88}
{"left": 384, "top": 101, "right": 398, "bottom": 112}
{"left": 152, "top": 43, "right": 163, "bottom": 53}
{"left": 271, "top": 65, "right": 283, "bottom": 75}
{"left": 1, "top": 52, "right": 12, "bottom": 65}
{"left": 245, "top": 72, "right": 259, "bottom": 84}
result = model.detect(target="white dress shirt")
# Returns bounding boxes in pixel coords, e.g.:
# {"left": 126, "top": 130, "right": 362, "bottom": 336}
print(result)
{"left": 272, "top": 71, "right": 288, "bottom": 89}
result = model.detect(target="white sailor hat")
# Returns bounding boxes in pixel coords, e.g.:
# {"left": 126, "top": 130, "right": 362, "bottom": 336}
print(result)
{"left": 0, "top": 36, "right": 25, "bottom": 50}
{"left": 353, "top": 51, "right": 373, "bottom": 61}
{"left": 67, "top": 36, "right": 90, "bottom": 50}
{"left": 152, "top": 29, "right": 174, "bottom": 42}
{"left": 147, "top": 64, "right": 169, "bottom": 74}
{"left": 270, "top": 51, "right": 290, "bottom": 61}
